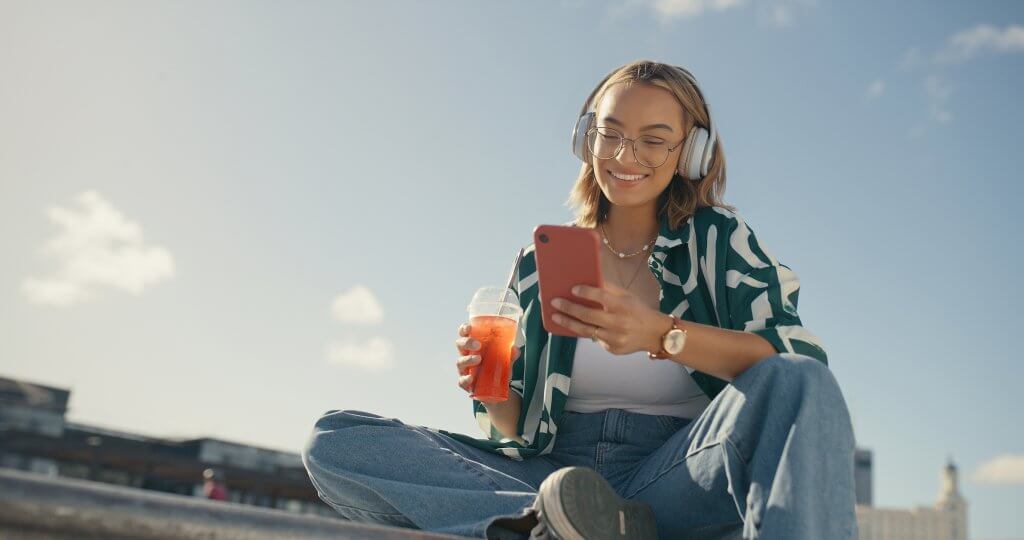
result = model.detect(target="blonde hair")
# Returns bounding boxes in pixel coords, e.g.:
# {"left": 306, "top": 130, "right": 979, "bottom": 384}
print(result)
{"left": 566, "top": 60, "right": 736, "bottom": 230}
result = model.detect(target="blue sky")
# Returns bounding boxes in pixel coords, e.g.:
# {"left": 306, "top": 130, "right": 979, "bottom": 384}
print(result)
{"left": 1, "top": 1, "right": 1022, "bottom": 537}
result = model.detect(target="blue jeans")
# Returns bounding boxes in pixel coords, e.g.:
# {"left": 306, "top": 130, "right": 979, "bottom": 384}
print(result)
{"left": 301, "top": 353, "right": 858, "bottom": 539}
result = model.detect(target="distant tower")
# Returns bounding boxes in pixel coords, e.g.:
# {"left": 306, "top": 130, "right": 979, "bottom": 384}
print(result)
{"left": 935, "top": 456, "right": 968, "bottom": 540}
{"left": 854, "top": 448, "right": 873, "bottom": 506}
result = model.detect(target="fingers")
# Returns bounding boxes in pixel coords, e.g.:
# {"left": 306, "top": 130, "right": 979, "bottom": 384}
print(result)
{"left": 552, "top": 312, "right": 597, "bottom": 340}
{"left": 456, "top": 347, "right": 479, "bottom": 391}
{"left": 456, "top": 353, "right": 481, "bottom": 376}
{"left": 455, "top": 337, "right": 481, "bottom": 355}
{"left": 458, "top": 372, "right": 475, "bottom": 393}
{"left": 454, "top": 324, "right": 481, "bottom": 355}
{"left": 599, "top": 281, "right": 626, "bottom": 295}
{"left": 551, "top": 297, "right": 610, "bottom": 327}
{"left": 571, "top": 284, "right": 616, "bottom": 305}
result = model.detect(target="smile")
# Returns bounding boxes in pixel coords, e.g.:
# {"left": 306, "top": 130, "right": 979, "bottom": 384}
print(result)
{"left": 608, "top": 169, "right": 648, "bottom": 183}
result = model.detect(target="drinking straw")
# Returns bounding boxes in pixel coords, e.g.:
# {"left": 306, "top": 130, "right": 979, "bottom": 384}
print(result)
{"left": 498, "top": 248, "right": 525, "bottom": 317}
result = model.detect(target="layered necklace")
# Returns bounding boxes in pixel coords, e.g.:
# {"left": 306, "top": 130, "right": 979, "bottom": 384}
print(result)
{"left": 599, "top": 222, "right": 658, "bottom": 291}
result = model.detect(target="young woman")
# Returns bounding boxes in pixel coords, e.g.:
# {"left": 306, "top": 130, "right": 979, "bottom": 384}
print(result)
{"left": 302, "top": 60, "right": 857, "bottom": 540}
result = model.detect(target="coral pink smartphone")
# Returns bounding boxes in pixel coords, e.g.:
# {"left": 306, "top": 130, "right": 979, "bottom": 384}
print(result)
{"left": 533, "top": 224, "right": 605, "bottom": 337}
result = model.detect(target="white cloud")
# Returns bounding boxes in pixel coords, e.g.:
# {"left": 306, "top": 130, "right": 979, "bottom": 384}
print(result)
{"left": 905, "top": 75, "right": 953, "bottom": 136}
{"left": 634, "top": 0, "right": 814, "bottom": 27}
{"left": 934, "top": 23, "right": 1024, "bottom": 64}
{"left": 925, "top": 74, "right": 953, "bottom": 124}
{"left": 326, "top": 285, "right": 391, "bottom": 369}
{"left": 972, "top": 454, "right": 1024, "bottom": 485}
{"left": 865, "top": 79, "right": 885, "bottom": 99}
{"left": 330, "top": 285, "right": 384, "bottom": 325}
{"left": 649, "top": 0, "right": 744, "bottom": 19}
{"left": 899, "top": 24, "right": 1021, "bottom": 135}
{"left": 755, "top": 0, "right": 815, "bottom": 28}
{"left": 899, "top": 47, "right": 922, "bottom": 70}
{"left": 326, "top": 337, "right": 395, "bottom": 372}
{"left": 21, "top": 190, "right": 175, "bottom": 307}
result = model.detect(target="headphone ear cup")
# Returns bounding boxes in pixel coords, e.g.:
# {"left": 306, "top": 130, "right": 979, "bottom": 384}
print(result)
{"left": 677, "top": 125, "right": 710, "bottom": 180}
{"left": 572, "top": 112, "right": 595, "bottom": 162}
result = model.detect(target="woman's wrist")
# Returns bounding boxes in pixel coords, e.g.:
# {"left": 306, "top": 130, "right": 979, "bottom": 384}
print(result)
{"left": 481, "top": 392, "right": 519, "bottom": 412}
{"left": 645, "top": 308, "right": 674, "bottom": 354}
{"left": 481, "top": 392, "right": 522, "bottom": 440}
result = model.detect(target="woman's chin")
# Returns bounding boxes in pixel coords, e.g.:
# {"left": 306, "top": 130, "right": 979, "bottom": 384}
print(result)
{"left": 602, "top": 181, "right": 652, "bottom": 202}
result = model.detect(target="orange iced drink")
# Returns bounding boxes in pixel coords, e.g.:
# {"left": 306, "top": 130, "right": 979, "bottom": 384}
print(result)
{"left": 466, "top": 285, "right": 522, "bottom": 402}
{"left": 467, "top": 314, "right": 519, "bottom": 402}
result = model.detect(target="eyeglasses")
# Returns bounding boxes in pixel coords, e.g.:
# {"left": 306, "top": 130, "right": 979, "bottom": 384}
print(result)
{"left": 585, "top": 126, "right": 687, "bottom": 169}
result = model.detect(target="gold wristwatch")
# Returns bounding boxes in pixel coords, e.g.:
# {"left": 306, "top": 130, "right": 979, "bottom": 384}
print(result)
{"left": 648, "top": 314, "right": 688, "bottom": 360}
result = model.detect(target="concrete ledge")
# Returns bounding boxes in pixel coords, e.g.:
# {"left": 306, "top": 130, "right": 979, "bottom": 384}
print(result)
{"left": 0, "top": 468, "right": 463, "bottom": 539}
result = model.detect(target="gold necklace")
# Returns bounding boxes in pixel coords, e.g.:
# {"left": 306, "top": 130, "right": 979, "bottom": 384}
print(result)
{"left": 613, "top": 255, "right": 649, "bottom": 291}
{"left": 599, "top": 223, "right": 657, "bottom": 258}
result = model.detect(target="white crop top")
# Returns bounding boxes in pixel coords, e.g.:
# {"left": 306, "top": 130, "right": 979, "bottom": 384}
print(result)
{"left": 563, "top": 336, "right": 711, "bottom": 419}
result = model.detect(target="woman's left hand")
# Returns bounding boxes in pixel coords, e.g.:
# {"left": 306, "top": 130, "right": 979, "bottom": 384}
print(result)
{"left": 550, "top": 282, "right": 671, "bottom": 356}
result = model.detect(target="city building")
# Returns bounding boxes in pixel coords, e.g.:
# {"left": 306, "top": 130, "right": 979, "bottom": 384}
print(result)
{"left": 855, "top": 449, "right": 969, "bottom": 540}
{"left": 856, "top": 448, "right": 873, "bottom": 506}
{"left": 0, "top": 375, "right": 335, "bottom": 517}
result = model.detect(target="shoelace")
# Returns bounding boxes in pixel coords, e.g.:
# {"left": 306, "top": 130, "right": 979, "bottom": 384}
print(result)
{"left": 529, "top": 507, "right": 558, "bottom": 540}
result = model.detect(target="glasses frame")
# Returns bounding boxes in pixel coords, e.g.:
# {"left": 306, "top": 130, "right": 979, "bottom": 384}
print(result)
{"left": 585, "top": 126, "right": 687, "bottom": 169}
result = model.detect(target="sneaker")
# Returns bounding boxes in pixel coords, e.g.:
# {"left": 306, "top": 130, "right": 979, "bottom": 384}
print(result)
{"left": 529, "top": 466, "right": 658, "bottom": 540}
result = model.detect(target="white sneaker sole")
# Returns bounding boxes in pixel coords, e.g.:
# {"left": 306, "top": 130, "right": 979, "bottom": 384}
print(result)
{"left": 535, "top": 466, "right": 658, "bottom": 540}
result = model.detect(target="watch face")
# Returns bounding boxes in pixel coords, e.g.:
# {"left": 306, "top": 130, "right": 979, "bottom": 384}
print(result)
{"left": 664, "top": 329, "right": 686, "bottom": 354}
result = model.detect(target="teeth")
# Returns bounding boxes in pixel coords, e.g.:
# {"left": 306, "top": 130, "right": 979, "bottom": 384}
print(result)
{"left": 609, "top": 170, "right": 647, "bottom": 181}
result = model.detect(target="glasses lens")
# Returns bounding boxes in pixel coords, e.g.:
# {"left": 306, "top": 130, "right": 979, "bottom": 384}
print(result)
{"left": 587, "top": 127, "right": 621, "bottom": 160}
{"left": 634, "top": 138, "right": 670, "bottom": 168}
{"left": 588, "top": 127, "right": 670, "bottom": 168}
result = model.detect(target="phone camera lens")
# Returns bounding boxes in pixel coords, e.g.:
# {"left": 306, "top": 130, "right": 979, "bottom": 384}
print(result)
{"left": 539, "top": 234, "right": 549, "bottom": 243}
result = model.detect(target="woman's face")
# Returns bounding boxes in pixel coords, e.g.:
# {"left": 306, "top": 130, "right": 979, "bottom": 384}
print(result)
{"left": 590, "top": 82, "right": 686, "bottom": 213}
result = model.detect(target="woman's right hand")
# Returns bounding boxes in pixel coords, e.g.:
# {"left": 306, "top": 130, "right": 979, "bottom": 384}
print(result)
{"left": 454, "top": 322, "right": 520, "bottom": 397}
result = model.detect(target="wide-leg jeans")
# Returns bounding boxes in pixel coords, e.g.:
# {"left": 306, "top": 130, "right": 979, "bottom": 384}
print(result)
{"left": 301, "top": 352, "right": 858, "bottom": 539}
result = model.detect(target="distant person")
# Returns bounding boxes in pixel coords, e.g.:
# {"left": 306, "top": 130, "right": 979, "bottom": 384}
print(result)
{"left": 301, "top": 60, "right": 857, "bottom": 539}
{"left": 202, "top": 468, "right": 228, "bottom": 501}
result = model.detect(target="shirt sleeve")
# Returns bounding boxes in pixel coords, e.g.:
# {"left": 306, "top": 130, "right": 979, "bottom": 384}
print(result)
{"left": 721, "top": 213, "right": 829, "bottom": 365}
{"left": 508, "top": 258, "right": 527, "bottom": 400}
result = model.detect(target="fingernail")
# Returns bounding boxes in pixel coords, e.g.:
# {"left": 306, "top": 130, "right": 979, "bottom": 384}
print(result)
{"left": 551, "top": 299, "right": 563, "bottom": 308}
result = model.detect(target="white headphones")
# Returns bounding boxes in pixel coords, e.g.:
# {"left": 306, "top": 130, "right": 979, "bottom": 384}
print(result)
{"left": 571, "top": 64, "right": 718, "bottom": 181}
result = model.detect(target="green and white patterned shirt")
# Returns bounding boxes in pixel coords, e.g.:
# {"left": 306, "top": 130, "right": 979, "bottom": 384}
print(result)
{"left": 434, "top": 205, "right": 828, "bottom": 461}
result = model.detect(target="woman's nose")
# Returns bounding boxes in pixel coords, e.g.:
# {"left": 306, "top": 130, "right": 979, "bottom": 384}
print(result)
{"left": 614, "top": 140, "right": 642, "bottom": 167}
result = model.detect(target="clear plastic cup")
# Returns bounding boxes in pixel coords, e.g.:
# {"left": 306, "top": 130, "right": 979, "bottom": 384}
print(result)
{"left": 465, "top": 286, "right": 523, "bottom": 402}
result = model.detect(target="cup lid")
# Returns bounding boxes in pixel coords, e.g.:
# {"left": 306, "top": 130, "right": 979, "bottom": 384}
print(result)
{"left": 469, "top": 286, "right": 518, "bottom": 305}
